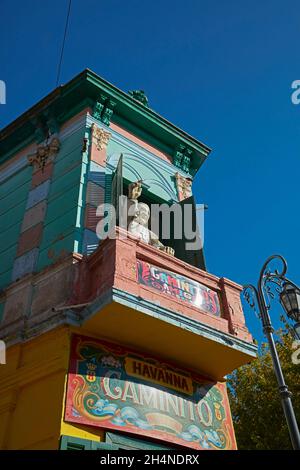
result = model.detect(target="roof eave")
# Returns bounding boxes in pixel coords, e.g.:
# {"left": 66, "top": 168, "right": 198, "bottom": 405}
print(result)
{"left": 0, "top": 69, "right": 211, "bottom": 172}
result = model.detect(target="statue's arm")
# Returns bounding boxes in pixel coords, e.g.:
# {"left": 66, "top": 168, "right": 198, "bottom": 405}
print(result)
{"left": 149, "top": 230, "right": 175, "bottom": 256}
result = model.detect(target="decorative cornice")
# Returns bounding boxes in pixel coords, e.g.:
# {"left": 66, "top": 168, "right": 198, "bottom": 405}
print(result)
{"left": 93, "top": 94, "right": 116, "bottom": 126}
{"left": 173, "top": 144, "right": 193, "bottom": 174}
{"left": 1, "top": 114, "right": 86, "bottom": 184}
{"left": 0, "top": 70, "right": 211, "bottom": 174}
{"left": 175, "top": 172, "right": 192, "bottom": 201}
{"left": 91, "top": 123, "right": 111, "bottom": 150}
{"left": 27, "top": 137, "right": 60, "bottom": 171}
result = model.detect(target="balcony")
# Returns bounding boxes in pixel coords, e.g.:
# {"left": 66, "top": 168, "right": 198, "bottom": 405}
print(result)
{"left": 73, "top": 228, "right": 257, "bottom": 380}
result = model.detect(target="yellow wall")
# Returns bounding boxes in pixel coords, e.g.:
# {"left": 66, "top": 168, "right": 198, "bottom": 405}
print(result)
{"left": 0, "top": 324, "right": 237, "bottom": 449}
{"left": 0, "top": 327, "right": 69, "bottom": 449}
{"left": 0, "top": 326, "right": 107, "bottom": 449}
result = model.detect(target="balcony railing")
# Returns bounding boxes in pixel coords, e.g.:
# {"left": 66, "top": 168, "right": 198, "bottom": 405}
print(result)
{"left": 80, "top": 227, "right": 253, "bottom": 344}
{"left": 0, "top": 227, "right": 256, "bottom": 379}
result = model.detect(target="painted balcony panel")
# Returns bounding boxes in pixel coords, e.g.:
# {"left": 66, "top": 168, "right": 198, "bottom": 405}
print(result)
{"left": 0, "top": 229, "right": 255, "bottom": 379}
{"left": 70, "top": 229, "right": 256, "bottom": 379}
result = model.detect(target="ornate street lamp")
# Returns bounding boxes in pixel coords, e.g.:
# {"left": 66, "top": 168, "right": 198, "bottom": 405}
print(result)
{"left": 243, "top": 254, "right": 300, "bottom": 450}
{"left": 280, "top": 283, "right": 300, "bottom": 339}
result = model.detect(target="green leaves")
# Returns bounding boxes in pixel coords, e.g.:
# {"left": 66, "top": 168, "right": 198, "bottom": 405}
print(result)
{"left": 228, "top": 328, "right": 300, "bottom": 450}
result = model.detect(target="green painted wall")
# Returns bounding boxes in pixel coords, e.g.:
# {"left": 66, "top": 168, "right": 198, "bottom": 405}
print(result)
{"left": 0, "top": 165, "right": 32, "bottom": 289}
{"left": 36, "top": 126, "right": 87, "bottom": 271}
{"left": 107, "top": 136, "right": 179, "bottom": 203}
{"left": 0, "top": 116, "right": 184, "bottom": 291}
{"left": 0, "top": 299, "right": 5, "bottom": 322}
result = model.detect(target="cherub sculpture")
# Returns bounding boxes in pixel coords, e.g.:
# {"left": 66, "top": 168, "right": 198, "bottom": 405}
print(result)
{"left": 127, "top": 181, "right": 175, "bottom": 256}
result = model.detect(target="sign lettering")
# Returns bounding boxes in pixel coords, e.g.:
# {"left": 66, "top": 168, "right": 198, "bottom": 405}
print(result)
{"left": 137, "top": 260, "right": 221, "bottom": 316}
{"left": 65, "top": 335, "right": 236, "bottom": 450}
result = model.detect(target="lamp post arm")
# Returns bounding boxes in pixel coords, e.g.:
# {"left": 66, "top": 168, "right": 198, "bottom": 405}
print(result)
{"left": 258, "top": 254, "right": 287, "bottom": 281}
{"left": 253, "top": 255, "right": 300, "bottom": 450}
{"left": 257, "top": 254, "right": 287, "bottom": 331}
{"left": 243, "top": 283, "right": 261, "bottom": 318}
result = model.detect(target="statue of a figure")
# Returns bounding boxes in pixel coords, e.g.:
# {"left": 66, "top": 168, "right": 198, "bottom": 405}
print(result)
{"left": 128, "top": 90, "right": 149, "bottom": 107}
{"left": 127, "top": 181, "right": 175, "bottom": 256}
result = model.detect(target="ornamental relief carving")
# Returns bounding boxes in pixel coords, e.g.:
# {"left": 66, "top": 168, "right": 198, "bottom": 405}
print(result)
{"left": 175, "top": 172, "right": 192, "bottom": 201}
{"left": 27, "top": 137, "right": 60, "bottom": 171}
{"left": 91, "top": 123, "right": 111, "bottom": 151}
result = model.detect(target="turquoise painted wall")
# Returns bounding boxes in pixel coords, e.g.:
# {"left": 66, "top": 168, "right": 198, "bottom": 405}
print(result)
{"left": 0, "top": 114, "right": 186, "bottom": 290}
{"left": 0, "top": 122, "right": 88, "bottom": 290}
{"left": 37, "top": 126, "right": 87, "bottom": 271}
{"left": 0, "top": 165, "right": 32, "bottom": 289}
{"left": 106, "top": 133, "right": 179, "bottom": 204}
{"left": 0, "top": 299, "right": 4, "bottom": 322}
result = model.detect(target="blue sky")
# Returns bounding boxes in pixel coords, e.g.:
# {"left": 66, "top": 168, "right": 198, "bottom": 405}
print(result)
{"left": 1, "top": 0, "right": 300, "bottom": 341}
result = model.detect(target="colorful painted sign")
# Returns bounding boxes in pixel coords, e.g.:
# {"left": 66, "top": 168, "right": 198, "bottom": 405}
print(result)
{"left": 137, "top": 260, "right": 221, "bottom": 317}
{"left": 65, "top": 335, "right": 236, "bottom": 450}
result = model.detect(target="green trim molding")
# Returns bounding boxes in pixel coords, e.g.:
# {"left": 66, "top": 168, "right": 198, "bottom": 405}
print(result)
{"left": 59, "top": 432, "right": 172, "bottom": 450}
{"left": 0, "top": 69, "right": 211, "bottom": 176}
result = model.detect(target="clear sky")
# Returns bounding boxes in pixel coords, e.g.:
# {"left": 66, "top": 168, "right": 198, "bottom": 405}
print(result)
{"left": 1, "top": 0, "right": 300, "bottom": 341}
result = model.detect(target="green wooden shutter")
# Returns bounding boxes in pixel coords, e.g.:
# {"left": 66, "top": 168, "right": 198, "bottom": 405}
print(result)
{"left": 60, "top": 433, "right": 173, "bottom": 450}
{"left": 168, "top": 196, "right": 206, "bottom": 270}
{"left": 60, "top": 435, "right": 93, "bottom": 450}
{"left": 60, "top": 435, "right": 118, "bottom": 450}
{"left": 91, "top": 441, "right": 119, "bottom": 450}
{"left": 105, "top": 432, "right": 172, "bottom": 450}
{"left": 111, "top": 153, "right": 123, "bottom": 225}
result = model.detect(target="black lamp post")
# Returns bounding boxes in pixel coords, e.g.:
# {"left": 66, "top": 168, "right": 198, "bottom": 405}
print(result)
{"left": 243, "top": 254, "right": 300, "bottom": 450}
{"left": 280, "top": 283, "right": 300, "bottom": 340}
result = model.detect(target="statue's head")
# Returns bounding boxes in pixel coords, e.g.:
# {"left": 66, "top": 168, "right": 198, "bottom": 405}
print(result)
{"left": 135, "top": 202, "right": 150, "bottom": 226}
